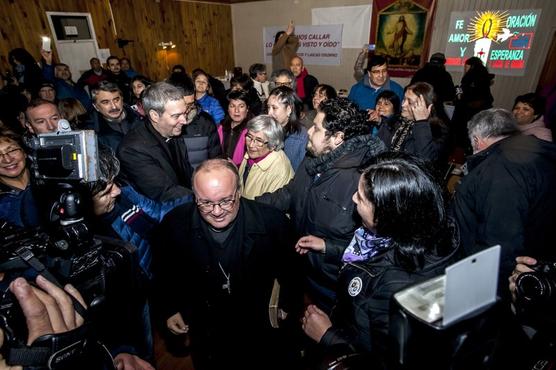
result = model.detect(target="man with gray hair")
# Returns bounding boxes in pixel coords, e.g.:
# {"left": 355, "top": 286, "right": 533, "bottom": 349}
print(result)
{"left": 118, "top": 81, "right": 193, "bottom": 201}
{"left": 453, "top": 108, "right": 556, "bottom": 290}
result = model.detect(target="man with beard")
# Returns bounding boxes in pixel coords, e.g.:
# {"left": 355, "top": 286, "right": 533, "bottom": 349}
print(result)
{"left": 257, "top": 97, "right": 385, "bottom": 314}
{"left": 179, "top": 82, "right": 221, "bottom": 168}
{"left": 86, "top": 81, "right": 141, "bottom": 152}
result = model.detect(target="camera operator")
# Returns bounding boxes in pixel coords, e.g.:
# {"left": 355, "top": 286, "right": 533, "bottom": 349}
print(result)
{"left": 506, "top": 256, "right": 556, "bottom": 369}
{"left": 0, "top": 129, "right": 154, "bottom": 369}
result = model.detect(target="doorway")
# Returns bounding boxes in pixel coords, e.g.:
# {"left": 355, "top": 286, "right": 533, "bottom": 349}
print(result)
{"left": 46, "top": 12, "right": 100, "bottom": 83}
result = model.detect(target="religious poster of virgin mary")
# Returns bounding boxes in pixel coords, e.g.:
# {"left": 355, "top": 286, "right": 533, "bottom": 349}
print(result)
{"left": 371, "top": 0, "right": 436, "bottom": 77}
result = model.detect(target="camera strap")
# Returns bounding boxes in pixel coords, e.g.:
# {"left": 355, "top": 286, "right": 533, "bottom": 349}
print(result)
{"left": 7, "top": 323, "right": 114, "bottom": 370}
{"left": 13, "top": 246, "right": 88, "bottom": 319}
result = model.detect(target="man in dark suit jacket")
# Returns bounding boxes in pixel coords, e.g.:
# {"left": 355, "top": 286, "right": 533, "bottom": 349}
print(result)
{"left": 118, "top": 82, "right": 193, "bottom": 202}
{"left": 154, "top": 159, "right": 303, "bottom": 370}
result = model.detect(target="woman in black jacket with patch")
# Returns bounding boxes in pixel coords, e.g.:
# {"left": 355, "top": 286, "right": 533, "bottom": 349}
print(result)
{"left": 302, "top": 154, "right": 460, "bottom": 357}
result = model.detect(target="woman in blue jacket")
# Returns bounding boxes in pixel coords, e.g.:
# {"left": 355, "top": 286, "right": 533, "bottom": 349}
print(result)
{"left": 267, "top": 86, "right": 308, "bottom": 171}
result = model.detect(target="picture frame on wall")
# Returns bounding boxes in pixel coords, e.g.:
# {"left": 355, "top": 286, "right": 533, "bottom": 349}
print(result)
{"left": 371, "top": 0, "right": 437, "bottom": 77}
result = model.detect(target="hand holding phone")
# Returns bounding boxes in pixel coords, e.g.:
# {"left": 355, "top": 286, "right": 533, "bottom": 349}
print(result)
{"left": 41, "top": 37, "right": 51, "bottom": 52}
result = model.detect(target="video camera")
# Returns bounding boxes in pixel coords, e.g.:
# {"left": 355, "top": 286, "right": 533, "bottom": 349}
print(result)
{"left": 0, "top": 130, "right": 138, "bottom": 369}
{"left": 32, "top": 129, "right": 99, "bottom": 183}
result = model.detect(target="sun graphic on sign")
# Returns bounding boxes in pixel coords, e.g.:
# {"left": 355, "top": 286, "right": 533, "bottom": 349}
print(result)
{"left": 467, "top": 10, "right": 509, "bottom": 42}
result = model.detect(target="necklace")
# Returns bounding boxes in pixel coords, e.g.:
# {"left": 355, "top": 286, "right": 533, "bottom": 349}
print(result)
{"left": 218, "top": 262, "right": 231, "bottom": 294}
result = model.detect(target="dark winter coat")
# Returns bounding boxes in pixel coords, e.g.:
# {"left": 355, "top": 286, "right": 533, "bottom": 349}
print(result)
{"left": 377, "top": 117, "right": 449, "bottom": 165}
{"left": 182, "top": 110, "right": 222, "bottom": 169}
{"left": 453, "top": 134, "right": 556, "bottom": 285}
{"left": 321, "top": 221, "right": 460, "bottom": 354}
{"left": 85, "top": 105, "right": 142, "bottom": 153}
{"left": 117, "top": 121, "right": 193, "bottom": 202}
{"left": 154, "top": 198, "right": 303, "bottom": 369}
{"left": 257, "top": 134, "right": 386, "bottom": 313}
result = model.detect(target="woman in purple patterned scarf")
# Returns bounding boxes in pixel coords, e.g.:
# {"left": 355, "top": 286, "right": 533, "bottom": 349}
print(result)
{"left": 300, "top": 153, "right": 460, "bottom": 360}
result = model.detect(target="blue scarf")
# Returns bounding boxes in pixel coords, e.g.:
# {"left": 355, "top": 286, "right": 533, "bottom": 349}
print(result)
{"left": 342, "top": 227, "right": 391, "bottom": 263}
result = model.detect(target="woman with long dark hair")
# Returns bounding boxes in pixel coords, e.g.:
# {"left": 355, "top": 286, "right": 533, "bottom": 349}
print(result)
{"left": 130, "top": 75, "right": 152, "bottom": 118}
{"left": 218, "top": 90, "right": 254, "bottom": 166}
{"left": 302, "top": 154, "right": 459, "bottom": 357}
{"left": 8, "top": 48, "right": 43, "bottom": 91}
{"left": 267, "top": 86, "right": 308, "bottom": 170}
{"left": 377, "top": 82, "right": 449, "bottom": 166}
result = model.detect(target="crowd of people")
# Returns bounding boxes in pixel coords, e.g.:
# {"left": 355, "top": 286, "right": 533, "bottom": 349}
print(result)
{"left": 0, "top": 19, "right": 556, "bottom": 370}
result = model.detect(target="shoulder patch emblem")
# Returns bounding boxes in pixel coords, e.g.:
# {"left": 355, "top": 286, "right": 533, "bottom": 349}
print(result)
{"left": 348, "top": 277, "right": 363, "bottom": 297}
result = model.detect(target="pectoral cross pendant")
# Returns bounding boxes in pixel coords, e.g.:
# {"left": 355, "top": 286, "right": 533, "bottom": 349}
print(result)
{"left": 218, "top": 262, "right": 231, "bottom": 294}
{"left": 222, "top": 279, "right": 231, "bottom": 294}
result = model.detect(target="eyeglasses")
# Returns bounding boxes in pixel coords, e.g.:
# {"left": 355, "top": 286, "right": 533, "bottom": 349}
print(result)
{"left": 275, "top": 81, "right": 292, "bottom": 87}
{"left": 196, "top": 192, "right": 237, "bottom": 213}
{"left": 0, "top": 148, "right": 23, "bottom": 160}
{"left": 245, "top": 134, "right": 268, "bottom": 147}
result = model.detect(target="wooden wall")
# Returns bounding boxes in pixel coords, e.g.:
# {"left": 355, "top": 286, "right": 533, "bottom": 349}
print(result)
{"left": 0, "top": 0, "right": 234, "bottom": 81}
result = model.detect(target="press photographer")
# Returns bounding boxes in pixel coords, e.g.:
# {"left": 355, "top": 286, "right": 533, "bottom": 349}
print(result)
{"left": 509, "top": 256, "right": 556, "bottom": 369}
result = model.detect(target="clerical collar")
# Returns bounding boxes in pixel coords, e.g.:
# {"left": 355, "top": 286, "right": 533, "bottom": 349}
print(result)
{"left": 207, "top": 216, "right": 237, "bottom": 233}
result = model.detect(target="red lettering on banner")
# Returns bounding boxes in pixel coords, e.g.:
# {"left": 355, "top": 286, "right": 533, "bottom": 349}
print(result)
{"left": 511, "top": 60, "right": 524, "bottom": 69}
{"left": 490, "top": 60, "right": 504, "bottom": 69}
{"left": 445, "top": 57, "right": 463, "bottom": 66}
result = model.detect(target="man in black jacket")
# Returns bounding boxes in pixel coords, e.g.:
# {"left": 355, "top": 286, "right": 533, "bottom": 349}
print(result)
{"left": 453, "top": 108, "right": 556, "bottom": 293}
{"left": 410, "top": 52, "right": 456, "bottom": 104}
{"left": 87, "top": 81, "right": 141, "bottom": 153}
{"left": 290, "top": 56, "right": 319, "bottom": 109}
{"left": 118, "top": 82, "right": 193, "bottom": 202}
{"left": 154, "top": 159, "right": 303, "bottom": 370}
{"left": 106, "top": 56, "right": 131, "bottom": 103}
{"left": 257, "top": 98, "right": 385, "bottom": 314}
{"left": 181, "top": 83, "right": 221, "bottom": 168}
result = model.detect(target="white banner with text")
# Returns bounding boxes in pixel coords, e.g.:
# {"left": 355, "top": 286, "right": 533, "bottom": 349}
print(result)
{"left": 263, "top": 24, "right": 343, "bottom": 66}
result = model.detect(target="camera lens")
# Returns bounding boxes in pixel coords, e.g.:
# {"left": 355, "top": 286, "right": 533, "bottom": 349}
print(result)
{"left": 516, "top": 272, "right": 551, "bottom": 302}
